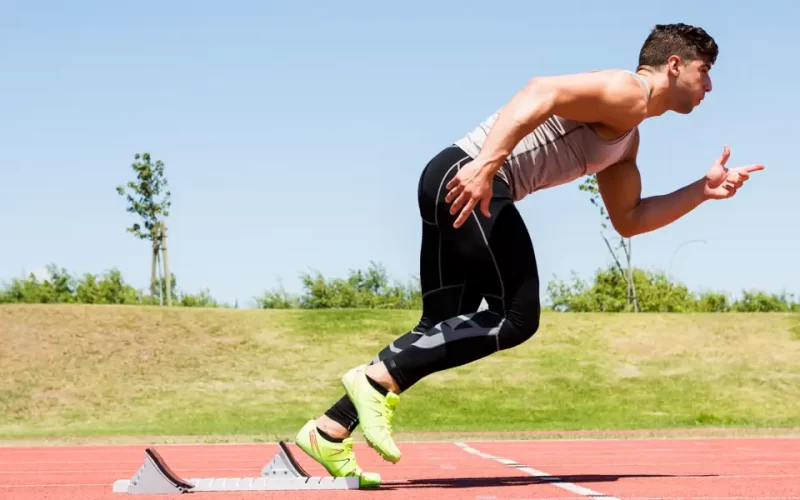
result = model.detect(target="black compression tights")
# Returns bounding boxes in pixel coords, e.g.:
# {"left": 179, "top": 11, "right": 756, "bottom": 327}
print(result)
{"left": 325, "top": 145, "right": 542, "bottom": 432}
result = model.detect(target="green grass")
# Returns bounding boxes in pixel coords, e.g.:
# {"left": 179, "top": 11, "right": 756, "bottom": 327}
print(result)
{"left": 790, "top": 318, "right": 800, "bottom": 341}
{"left": 1, "top": 304, "right": 799, "bottom": 442}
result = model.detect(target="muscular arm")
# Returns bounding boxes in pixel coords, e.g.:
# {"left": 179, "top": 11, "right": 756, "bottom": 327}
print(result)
{"left": 596, "top": 133, "right": 709, "bottom": 238}
{"left": 473, "top": 70, "right": 649, "bottom": 173}
{"left": 447, "top": 69, "right": 652, "bottom": 229}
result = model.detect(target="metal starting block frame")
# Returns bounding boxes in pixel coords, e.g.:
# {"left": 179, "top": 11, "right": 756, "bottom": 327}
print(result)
{"left": 112, "top": 441, "right": 360, "bottom": 494}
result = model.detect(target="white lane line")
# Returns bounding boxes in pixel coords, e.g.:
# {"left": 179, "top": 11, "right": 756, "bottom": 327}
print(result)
{"left": 455, "top": 441, "right": 622, "bottom": 500}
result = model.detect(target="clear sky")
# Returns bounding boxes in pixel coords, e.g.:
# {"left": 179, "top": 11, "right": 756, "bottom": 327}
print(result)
{"left": 2, "top": 1, "right": 797, "bottom": 307}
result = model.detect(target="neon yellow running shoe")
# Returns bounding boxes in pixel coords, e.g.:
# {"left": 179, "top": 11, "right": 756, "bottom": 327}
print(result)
{"left": 340, "top": 365, "right": 402, "bottom": 463}
{"left": 294, "top": 420, "right": 381, "bottom": 488}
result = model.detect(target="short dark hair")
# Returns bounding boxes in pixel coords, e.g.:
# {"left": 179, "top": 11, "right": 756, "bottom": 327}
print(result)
{"left": 638, "top": 23, "right": 718, "bottom": 69}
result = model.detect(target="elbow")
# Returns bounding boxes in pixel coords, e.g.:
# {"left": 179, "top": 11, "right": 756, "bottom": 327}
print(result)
{"left": 610, "top": 216, "right": 638, "bottom": 239}
{"left": 615, "top": 225, "right": 637, "bottom": 239}
{"left": 608, "top": 202, "right": 643, "bottom": 238}
{"left": 515, "top": 77, "right": 556, "bottom": 122}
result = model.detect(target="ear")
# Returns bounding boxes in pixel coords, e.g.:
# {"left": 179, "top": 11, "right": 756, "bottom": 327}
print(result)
{"left": 666, "top": 55, "right": 682, "bottom": 76}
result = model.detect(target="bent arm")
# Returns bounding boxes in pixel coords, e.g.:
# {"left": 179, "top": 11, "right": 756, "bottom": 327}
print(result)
{"left": 596, "top": 151, "right": 709, "bottom": 238}
{"left": 473, "top": 70, "right": 648, "bottom": 174}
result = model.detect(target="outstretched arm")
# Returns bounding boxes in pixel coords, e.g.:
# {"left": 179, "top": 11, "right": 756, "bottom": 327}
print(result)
{"left": 597, "top": 138, "right": 765, "bottom": 238}
{"left": 596, "top": 160, "right": 707, "bottom": 238}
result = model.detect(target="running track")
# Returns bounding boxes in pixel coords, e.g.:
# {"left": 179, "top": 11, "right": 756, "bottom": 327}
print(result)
{"left": 1, "top": 438, "right": 799, "bottom": 499}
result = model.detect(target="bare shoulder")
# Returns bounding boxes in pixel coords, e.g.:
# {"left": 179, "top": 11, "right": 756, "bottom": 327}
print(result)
{"left": 590, "top": 69, "right": 649, "bottom": 127}
{"left": 536, "top": 69, "right": 649, "bottom": 130}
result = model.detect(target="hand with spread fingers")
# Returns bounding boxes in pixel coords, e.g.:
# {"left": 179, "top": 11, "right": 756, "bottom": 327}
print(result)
{"left": 444, "top": 160, "right": 494, "bottom": 229}
{"left": 704, "top": 145, "right": 765, "bottom": 200}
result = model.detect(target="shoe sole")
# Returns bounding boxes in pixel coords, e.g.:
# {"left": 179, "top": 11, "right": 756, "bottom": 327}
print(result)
{"left": 341, "top": 369, "right": 402, "bottom": 464}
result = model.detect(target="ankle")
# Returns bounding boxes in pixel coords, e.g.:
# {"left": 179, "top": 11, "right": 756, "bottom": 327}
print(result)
{"left": 365, "top": 363, "right": 401, "bottom": 394}
{"left": 315, "top": 415, "right": 351, "bottom": 440}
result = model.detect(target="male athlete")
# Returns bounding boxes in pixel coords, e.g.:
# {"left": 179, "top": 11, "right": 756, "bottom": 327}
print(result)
{"left": 292, "top": 23, "right": 764, "bottom": 487}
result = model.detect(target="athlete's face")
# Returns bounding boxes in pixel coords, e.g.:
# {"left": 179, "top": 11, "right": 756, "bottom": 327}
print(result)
{"left": 668, "top": 56, "right": 713, "bottom": 114}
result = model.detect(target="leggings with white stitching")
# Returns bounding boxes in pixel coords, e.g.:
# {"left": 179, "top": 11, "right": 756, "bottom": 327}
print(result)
{"left": 325, "top": 145, "right": 541, "bottom": 432}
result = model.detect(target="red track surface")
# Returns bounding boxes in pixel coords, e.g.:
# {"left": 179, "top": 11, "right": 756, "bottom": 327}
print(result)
{"left": 1, "top": 437, "right": 798, "bottom": 499}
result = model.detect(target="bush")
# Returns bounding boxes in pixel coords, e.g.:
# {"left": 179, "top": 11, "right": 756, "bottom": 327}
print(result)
{"left": 547, "top": 265, "right": 799, "bottom": 313}
{"left": 255, "top": 261, "right": 422, "bottom": 310}
{"left": 0, "top": 265, "right": 226, "bottom": 307}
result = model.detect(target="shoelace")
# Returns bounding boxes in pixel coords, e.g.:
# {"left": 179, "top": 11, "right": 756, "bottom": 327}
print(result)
{"left": 334, "top": 440, "right": 361, "bottom": 476}
{"left": 383, "top": 396, "right": 397, "bottom": 434}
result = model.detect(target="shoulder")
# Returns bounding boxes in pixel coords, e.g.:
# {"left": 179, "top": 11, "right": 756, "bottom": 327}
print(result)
{"left": 587, "top": 70, "right": 649, "bottom": 135}
{"left": 595, "top": 70, "right": 649, "bottom": 127}
{"left": 535, "top": 69, "right": 649, "bottom": 130}
{"left": 548, "top": 69, "right": 648, "bottom": 101}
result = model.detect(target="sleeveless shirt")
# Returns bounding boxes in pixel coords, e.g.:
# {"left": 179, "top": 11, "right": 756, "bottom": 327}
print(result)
{"left": 454, "top": 71, "right": 650, "bottom": 202}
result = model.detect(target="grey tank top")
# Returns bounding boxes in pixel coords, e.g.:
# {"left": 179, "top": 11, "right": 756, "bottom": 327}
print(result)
{"left": 454, "top": 71, "right": 650, "bottom": 202}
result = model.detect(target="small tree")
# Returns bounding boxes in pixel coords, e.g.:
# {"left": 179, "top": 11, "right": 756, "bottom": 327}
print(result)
{"left": 116, "top": 153, "right": 172, "bottom": 305}
{"left": 578, "top": 174, "right": 639, "bottom": 312}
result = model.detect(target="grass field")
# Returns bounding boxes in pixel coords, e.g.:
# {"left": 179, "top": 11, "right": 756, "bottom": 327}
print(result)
{"left": 1, "top": 304, "right": 799, "bottom": 443}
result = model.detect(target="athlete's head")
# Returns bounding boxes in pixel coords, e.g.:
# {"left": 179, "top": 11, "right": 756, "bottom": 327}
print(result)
{"left": 637, "top": 23, "right": 718, "bottom": 114}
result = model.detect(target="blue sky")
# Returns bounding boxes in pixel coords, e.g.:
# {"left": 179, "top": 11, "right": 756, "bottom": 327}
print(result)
{"left": 1, "top": 1, "right": 797, "bottom": 307}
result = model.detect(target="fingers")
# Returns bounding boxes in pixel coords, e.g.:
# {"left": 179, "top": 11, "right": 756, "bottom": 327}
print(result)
{"left": 445, "top": 173, "right": 465, "bottom": 203}
{"left": 719, "top": 144, "right": 731, "bottom": 166}
{"left": 716, "top": 143, "right": 765, "bottom": 175}
{"left": 449, "top": 187, "right": 482, "bottom": 226}
{"left": 728, "top": 172, "right": 750, "bottom": 188}
{"left": 741, "top": 163, "right": 766, "bottom": 173}
{"left": 449, "top": 190, "right": 468, "bottom": 216}
{"left": 447, "top": 187, "right": 492, "bottom": 228}
{"left": 480, "top": 195, "right": 492, "bottom": 218}
{"left": 453, "top": 197, "right": 477, "bottom": 228}
{"left": 443, "top": 164, "right": 494, "bottom": 227}
{"left": 445, "top": 185, "right": 460, "bottom": 204}
{"left": 728, "top": 164, "right": 765, "bottom": 187}
{"left": 445, "top": 175, "right": 460, "bottom": 191}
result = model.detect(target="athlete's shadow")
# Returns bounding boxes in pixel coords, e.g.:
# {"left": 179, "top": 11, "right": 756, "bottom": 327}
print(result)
{"left": 384, "top": 473, "right": 717, "bottom": 489}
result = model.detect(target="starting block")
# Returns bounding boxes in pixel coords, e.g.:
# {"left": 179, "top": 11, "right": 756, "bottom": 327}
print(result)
{"left": 112, "top": 441, "right": 361, "bottom": 494}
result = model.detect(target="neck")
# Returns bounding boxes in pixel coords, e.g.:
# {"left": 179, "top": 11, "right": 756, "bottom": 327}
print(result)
{"left": 636, "top": 68, "right": 672, "bottom": 118}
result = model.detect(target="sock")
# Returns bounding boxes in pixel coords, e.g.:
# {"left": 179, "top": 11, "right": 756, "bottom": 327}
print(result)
{"left": 316, "top": 427, "right": 344, "bottom": 443}
{"left": 366, "top": 374, "right": 389, "bottom": 396}
{"left": 324, "top": 395, "right": 359, "bottom": 432}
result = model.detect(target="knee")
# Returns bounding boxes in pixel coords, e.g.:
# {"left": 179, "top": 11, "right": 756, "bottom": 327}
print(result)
{"left": 499, "top": 302, "right": 540, "bottom": 350}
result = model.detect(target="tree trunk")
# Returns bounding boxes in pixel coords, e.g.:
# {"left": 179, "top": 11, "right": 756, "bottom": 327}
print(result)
{"left": 157, "top": 250, "right": 163, "bottom": 306}
{"left": 161, "top": 221, "right": 171, "bottom": 306}
{"left": 150, "top": 227, "right": 158, "bottom": 305}
{"left": 602, "top": 232, "right": 626, "bottom": 277}
{"left": 602, "top": 233, "right": 632, "bottom": 311}
{"left": 626, "top": 237, "right": 640, "bottom": 312}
